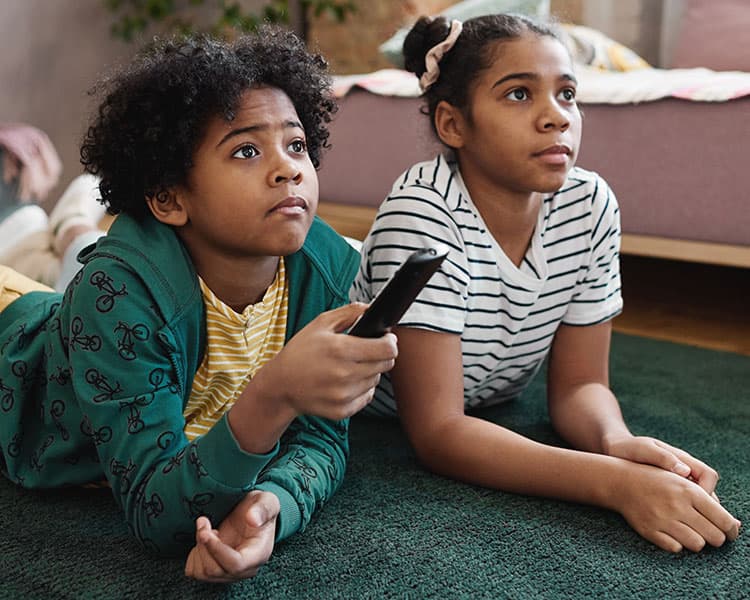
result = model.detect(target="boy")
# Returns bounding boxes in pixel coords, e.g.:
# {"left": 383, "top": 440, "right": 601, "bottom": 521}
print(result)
{"left": 0, "top": 30, "right": 397, "bottom": 582}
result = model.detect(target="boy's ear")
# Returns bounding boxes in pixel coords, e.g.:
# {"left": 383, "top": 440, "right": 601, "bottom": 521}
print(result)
{"left": 434, "top": 100, "right": 466, "bottom": 149}
{"left": 145, "top": 187, "right": 189, "bottom": 226}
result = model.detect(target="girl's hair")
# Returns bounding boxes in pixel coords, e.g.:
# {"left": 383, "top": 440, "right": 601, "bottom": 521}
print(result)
{"left": 403, "top": 13, "right": 561, "bottom": 139}
{"left": 81, "top": 27, "right": 336, "bottom": 219}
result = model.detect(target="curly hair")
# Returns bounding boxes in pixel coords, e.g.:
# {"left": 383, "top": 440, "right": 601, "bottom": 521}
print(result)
{"left": 80, "top": 27, "right": 337, "bottom": 219}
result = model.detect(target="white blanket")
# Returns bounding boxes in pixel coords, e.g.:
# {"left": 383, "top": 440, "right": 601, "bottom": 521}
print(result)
{"left": 333, "top": 67, "right": 750, "bottom": 103}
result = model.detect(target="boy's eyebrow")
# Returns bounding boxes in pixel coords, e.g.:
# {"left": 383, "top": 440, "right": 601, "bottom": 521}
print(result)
{"left": 492, "top": 72, "right": 578, "bottom": 88}
{"left": 217, "top": 120, "right": 304, "bottom": 147}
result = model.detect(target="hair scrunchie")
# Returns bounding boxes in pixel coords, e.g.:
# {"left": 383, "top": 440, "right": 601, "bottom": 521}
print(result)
{"left": 419, "top": 19, "right": 463, "bottom": 92}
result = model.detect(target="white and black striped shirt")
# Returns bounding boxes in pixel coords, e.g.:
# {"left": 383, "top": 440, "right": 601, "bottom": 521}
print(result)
{"left": 350, "top": 154, "right": 623, "bottom": 417}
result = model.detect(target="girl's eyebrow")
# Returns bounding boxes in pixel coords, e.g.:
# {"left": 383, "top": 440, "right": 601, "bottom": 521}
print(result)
{"left": 216, "top": 120, "right": 303, "bottom": 148}
{"left": 492, "top": 72, "right": 578, "bottom": 88}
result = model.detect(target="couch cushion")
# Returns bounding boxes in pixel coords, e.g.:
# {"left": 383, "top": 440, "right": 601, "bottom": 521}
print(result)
{"left": 670, "top": 0, "right": 750, "bottom": 71}
{"left": 379, "top": 0, "right": 550, "bottom": 68}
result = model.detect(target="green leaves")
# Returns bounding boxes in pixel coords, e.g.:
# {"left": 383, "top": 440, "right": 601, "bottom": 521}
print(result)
{"left": 103, "top": 0, "right": 357, "bottom": 42}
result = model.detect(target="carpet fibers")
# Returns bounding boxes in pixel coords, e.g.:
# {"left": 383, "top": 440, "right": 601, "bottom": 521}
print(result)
{"left": 1, "top": 333, "right": 748, "bottom": 599}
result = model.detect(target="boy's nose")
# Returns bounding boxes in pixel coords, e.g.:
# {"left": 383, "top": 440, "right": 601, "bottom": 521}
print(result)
{"left": 270, "top": 155, "right": 302, "bottom": 185}
{"left": 274, "top": 171, "right": 302, "bottom": 184}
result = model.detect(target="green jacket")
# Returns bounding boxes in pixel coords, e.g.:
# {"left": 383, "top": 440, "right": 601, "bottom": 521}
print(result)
{"left": 0, "top": 213, "right": 359, "bottom": 556}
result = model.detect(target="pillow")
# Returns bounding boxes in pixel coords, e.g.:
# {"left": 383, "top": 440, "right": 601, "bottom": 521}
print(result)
{"left": 670, "top": 0, "right": 750, "bottom": 71}
{"left": 560, "top": 24, "right": 651, "bottom": 72}
{"left": 379, "top": 0, "right": 550, "bottom": 68}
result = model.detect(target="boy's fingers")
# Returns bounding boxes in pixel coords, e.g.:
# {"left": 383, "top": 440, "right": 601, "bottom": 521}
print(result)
{"left": 201, "top": 531, "right": 244, "bottom": 574}
{"left": 195, "top": 516, "right": 212, "bottom": 543}
{"left": 321, "top": 302, "right": 369, "bottom": 332}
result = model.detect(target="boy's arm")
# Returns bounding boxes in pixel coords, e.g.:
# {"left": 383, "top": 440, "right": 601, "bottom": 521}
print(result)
{"left": 66, "top": 261, "right": 279, "bottom": 556}
{"left": 390, "top": 326, "right": 739, "bottom": 553}
{"left": 254, "top": 415, "right": 349, "bottom": 541}
{"left": 224, "top": 303, "right": 394, "bottom": 542}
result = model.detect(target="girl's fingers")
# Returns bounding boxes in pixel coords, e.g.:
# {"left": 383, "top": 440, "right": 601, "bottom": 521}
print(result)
{"left": 649, "top": 530, "right": 683, "bottom": 554}
{"left": 664, "top": 521, "right": 707, "bottom": 553}
{"left": 654, "top": 440, "right": 719, "bottom": 493}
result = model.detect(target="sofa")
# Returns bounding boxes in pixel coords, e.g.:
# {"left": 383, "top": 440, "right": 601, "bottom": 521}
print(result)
{"left": 317, "top": 86, "right": 750, "bottom": 268}
{"left": 317, "top": 3, "right": 750, "bottom": 268}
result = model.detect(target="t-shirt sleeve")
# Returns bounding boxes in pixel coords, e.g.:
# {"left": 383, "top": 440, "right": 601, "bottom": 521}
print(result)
{"left": 349, "top": 188, "right": 470, "bottom": 334}
{"left": 562, "top": 175, "right": 623, "bottom": 326}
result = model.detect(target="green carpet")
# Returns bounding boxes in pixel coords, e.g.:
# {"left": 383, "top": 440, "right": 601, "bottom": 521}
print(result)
{"left": 1, "top": 333, "right": 748, "bottom": 599}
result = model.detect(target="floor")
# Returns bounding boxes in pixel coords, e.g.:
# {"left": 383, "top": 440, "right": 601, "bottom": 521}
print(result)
{"left": 615, "top": 256, "right": 750, "bottom": 356}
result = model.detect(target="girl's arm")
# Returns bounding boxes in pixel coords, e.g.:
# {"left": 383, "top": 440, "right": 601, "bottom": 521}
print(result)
{"left": 391, "top": 326, "right": 622, "bottom": 502}
{"left": 547, "top": 321, "right": 719, "bottom": 492}
{"left": 390, "top": 326, "right": 739, "bottom": 552}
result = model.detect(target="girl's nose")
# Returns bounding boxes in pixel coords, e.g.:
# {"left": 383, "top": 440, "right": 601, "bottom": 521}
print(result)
{"left": 538, "top": 100, "right": 570, "bottom": 132}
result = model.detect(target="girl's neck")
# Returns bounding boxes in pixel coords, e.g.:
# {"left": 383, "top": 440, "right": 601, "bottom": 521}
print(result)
{"left": 460, "top": 169, "right": 542, "bottom": 268}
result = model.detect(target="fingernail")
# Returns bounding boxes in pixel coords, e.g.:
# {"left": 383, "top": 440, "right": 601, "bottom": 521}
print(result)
{"left": 673, "top": 462, "right": 690, "bottom": 475}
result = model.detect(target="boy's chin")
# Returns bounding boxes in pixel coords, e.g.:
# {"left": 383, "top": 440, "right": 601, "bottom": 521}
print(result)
{"left": 275, "top": 230, "right": 310, "bottom": 257}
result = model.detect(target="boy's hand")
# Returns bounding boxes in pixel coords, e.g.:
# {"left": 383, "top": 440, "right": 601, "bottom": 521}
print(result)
{"left": 258, "top": 302, "right": 398, "bottom": 421}
{"left": 612, "top": 461, "right": 740, "bottom": 553}
{"left": 604, "top": 434, "right": 719, "bottom": 494}
{"left": 184, "top": 490, "right": 279, "bottom": 583}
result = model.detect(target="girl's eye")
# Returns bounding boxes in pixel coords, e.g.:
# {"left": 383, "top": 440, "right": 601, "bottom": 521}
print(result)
{"left": 558, "top": 88, "right": 576, "bottom": 102}
{"left": 288, "top": 139, "right": 307, "bottom": 154}
{"left": 506, "top": 88, "right": 529, "bottom": 101}
{"left": 232, "top": 145, "right": 258, "bottom": 159}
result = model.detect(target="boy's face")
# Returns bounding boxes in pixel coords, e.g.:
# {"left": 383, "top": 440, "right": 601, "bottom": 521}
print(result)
{"left": 173, "top": 86, "right": 318, "bottom": 261}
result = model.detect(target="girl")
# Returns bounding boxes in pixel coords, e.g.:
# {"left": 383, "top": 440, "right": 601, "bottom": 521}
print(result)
{"left": 351, "top": 14, "right": 740, "bottom": 553}
{"left": 0, "top": 30, "right": 397, "bottom": 581}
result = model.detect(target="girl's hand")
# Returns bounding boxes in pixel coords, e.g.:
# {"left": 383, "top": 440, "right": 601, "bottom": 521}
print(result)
{"left": 258, "top": 302, "right": 398, "bottom": 421}
{"left": 604, "top": 434, "right": 719, "bottom": 495}
{"left": 612, "top": 461, "right": 740, "bottom": 553}
{"left": 184, "top": 491, "right": 279, "bottom": 582}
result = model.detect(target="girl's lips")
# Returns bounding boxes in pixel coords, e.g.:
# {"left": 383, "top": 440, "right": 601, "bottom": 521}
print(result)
{"left": 533, "top": 143, "right": 572, "bottom": 165}
{"left": 534, "top": 143, "right": 572, "bottom": 156}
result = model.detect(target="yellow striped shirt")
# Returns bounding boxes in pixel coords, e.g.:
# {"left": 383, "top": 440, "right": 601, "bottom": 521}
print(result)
{"left": 183, "top": 261, "right": 288, "bottom": 441}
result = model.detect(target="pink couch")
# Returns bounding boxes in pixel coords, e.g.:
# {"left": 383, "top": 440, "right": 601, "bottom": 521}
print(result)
{"left": 318, "top": 88, "right": 750, "bottom": 267}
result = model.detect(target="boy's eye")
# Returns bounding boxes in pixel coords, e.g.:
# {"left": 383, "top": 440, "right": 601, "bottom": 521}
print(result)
{"left": 232, "top": 145, "right": 258, "bottom": 159}
{"left": 288, "top": 139, "right": 307, "bottom": 154}
{"left": 558, "top": 88, "right": 576, "bottom": 102}
{"left": 506, "top": 88, "right": 529, "bottom": 101}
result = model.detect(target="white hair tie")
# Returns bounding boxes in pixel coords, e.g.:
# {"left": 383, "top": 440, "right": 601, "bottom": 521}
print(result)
{"left": 419, "top": 20, "right": 463, "bottom": 92}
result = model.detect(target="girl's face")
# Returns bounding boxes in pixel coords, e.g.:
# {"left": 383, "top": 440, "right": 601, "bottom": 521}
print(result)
{"left": 447, "top": 33, "right": 582, "bottom": 202}
{"left": 172, "top": 86, "right": 318, "bottom": 263}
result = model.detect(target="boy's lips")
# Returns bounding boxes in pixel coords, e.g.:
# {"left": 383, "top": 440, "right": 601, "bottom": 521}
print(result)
{"left": 270, "top": 196, "right": 308, "bottom": 215}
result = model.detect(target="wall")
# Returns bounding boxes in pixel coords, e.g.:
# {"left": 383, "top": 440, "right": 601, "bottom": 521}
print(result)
{"left": 0, "top": 0, "right": 267, "bottom": 206}
{"left": 1, "top": 0, "right": 678, "bottom": 206}
{"left": 0, "top": 0, "right": 139, "bottom": 206}
{"left": 308, "top": 1, "right": 455, "bottom": 74}
{"left": 581, "top": 0, "right": 664, "bottom": 65}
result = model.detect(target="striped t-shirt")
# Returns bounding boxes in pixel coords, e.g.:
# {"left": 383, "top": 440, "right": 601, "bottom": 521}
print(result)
{"left": 183, "top": 261, "right": 288, "bottom": 440}
{"left": 350, "top": 155, "right": 622, "bottom": 417}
